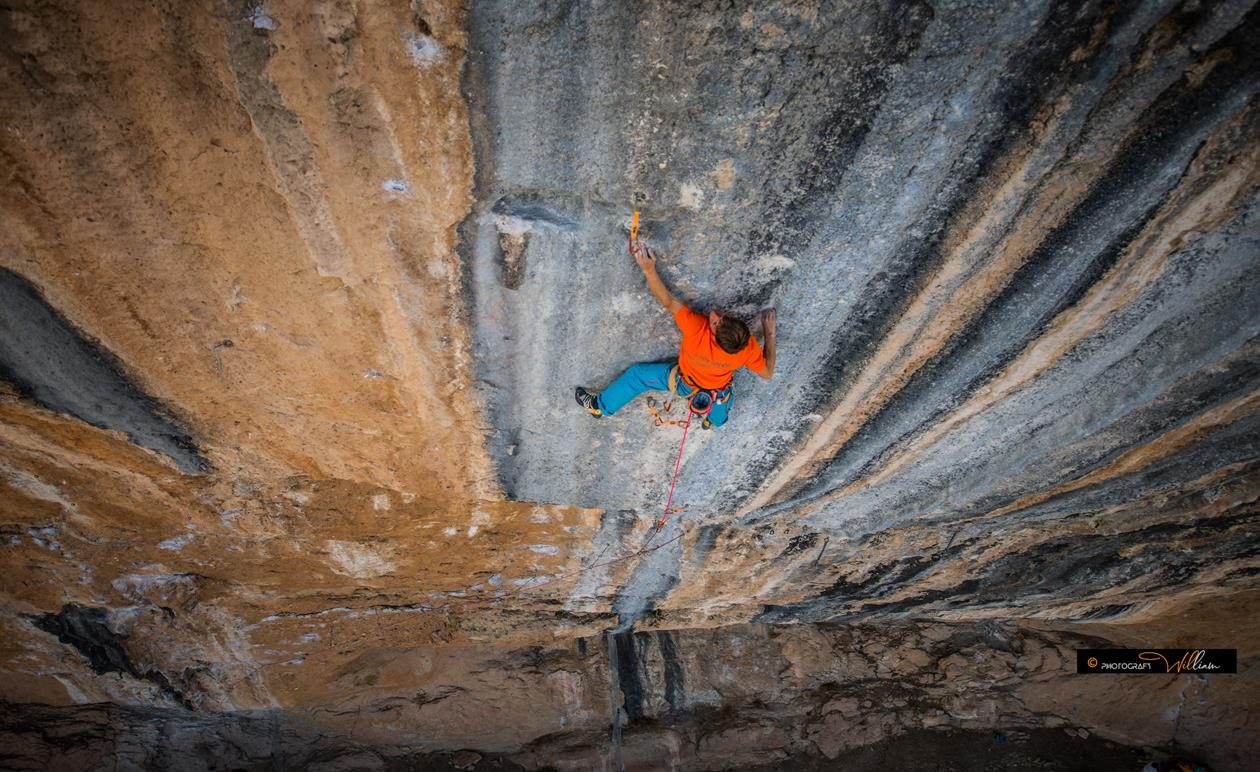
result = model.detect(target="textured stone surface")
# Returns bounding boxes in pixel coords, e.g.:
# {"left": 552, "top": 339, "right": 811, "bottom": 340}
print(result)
{"left": 0, "top": 617, "right": 1252, "bottom": 771}
{"left": 0, "top": 0, "right": 491, "bottom": 495}
{"left": 0, "top": 268, "right": 208, "bottom": 473}
{"left": 0, "top": 0, "right": 1257, "bottom": 769}
{"left": 463, "top": 0, "right": 1260, "bottom": 625}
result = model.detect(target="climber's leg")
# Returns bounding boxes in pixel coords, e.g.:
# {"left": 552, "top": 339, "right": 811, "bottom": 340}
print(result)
{"left": 592, "top": 362, "right": 673, "bottom": 416}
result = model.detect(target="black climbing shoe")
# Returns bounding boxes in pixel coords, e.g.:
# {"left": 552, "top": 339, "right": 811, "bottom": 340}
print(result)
{"left": 701, "top": 419, "right": 712, "bottom": 430}
{"left": 575, "top": 387, "right": 602, "bottom": 418}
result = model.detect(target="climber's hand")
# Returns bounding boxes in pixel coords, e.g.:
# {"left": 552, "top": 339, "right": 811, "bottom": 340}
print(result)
{"left": 633, "top": 242, "right": 657, "bottom": 272}
{"left": 761, "top": 308, "right": 777, "bottom": 337}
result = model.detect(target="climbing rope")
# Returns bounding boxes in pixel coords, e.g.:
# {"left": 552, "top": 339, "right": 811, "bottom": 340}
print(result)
{"left": 648, "top": 378, "right": 717, "bottom": 532}
{"left": 654, "top": 409, "right": 693, "bottom": 532}
{"left": 625, "top": 207, "right": 695, "bottom": 534}
{"left": 483, "top": 376, "right": 705, "bottom": 600}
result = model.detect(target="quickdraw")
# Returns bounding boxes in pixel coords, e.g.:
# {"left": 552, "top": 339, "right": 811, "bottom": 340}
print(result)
{"left": 644, "top": 396, "right": 684, "bottom": 426}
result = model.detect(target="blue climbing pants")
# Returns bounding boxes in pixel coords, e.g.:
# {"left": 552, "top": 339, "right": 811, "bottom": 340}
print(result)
{"left": 597, "top": 362, "right": 734, "bottom": 427}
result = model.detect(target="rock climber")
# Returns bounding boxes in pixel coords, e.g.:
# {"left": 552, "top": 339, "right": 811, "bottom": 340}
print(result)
{"left": 575, "top": 240, "right": 777, "bottom": 429}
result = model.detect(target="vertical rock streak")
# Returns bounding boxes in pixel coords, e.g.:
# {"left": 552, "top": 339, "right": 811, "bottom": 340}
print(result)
{"left": 463, "top": 0, "right": 1260, "bottom": 622}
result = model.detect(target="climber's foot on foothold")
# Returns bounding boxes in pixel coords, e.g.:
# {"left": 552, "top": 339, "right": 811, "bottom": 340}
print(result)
{"left": 575, "top": 387, "right": 602, "bottom": 418}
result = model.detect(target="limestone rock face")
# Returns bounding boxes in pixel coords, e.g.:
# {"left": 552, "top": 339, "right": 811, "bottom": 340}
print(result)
{"left": 462, "top": 0, "right": 1260, "bottom": 626}
{"left": 0, "top": 0, "right": 1257, "bottom": 769}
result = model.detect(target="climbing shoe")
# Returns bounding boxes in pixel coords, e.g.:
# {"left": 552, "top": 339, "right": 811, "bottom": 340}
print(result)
{"left": 575, "top": 387, "right": 602, "bottom": 418}
{"left": 701, "top": 419, "right": 712, "bottom": 430}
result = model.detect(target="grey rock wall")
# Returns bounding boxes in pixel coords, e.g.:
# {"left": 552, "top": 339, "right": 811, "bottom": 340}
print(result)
{"left": 462, "top": 1, "right": 1260, "bottom": 622}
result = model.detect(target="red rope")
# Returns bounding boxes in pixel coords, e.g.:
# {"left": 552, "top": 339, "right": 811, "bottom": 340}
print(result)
{"left": 515, "top": 402, "right": 695, "bottom": 595}
{"left": 654, "top": 409, "right": 692, "bottom": 533}
{"left": 486, "top": 402, "right": 694, "bottom": 600}
{"left": 444, "top": 406, "right": 695, "bottom": 604}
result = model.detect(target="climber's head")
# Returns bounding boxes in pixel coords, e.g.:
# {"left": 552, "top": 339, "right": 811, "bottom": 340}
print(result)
{"left": 709, "top": 310, "right": 750, "bottom": 354}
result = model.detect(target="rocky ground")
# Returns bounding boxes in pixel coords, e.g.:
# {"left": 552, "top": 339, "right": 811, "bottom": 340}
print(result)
{"left": 3, "top": 613, "right": 1253, "bottom": 770}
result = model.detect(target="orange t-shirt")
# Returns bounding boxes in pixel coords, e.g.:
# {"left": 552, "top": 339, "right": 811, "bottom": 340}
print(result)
{"left": 674, "top": 306, "right": 766, "bottom": 390}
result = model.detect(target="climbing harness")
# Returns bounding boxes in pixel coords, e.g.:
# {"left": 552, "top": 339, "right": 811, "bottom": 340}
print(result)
{"left": 668, "top": 365, "right": 732, "bottom": 406}
{"left": 643, "top": 379, "right": 728, "bottom": 426}
{"left": 659, "top": 365, "right": 732, "bottom": 418}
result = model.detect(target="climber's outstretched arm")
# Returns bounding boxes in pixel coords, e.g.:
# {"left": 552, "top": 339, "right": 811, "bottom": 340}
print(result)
{"left": 633, "top": 243, "right": 682, "bottom": 315}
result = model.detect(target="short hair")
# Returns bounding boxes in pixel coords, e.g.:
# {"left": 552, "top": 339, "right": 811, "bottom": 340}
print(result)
{"left": 715, "top": 316, "right": 750, "bottom": 354}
